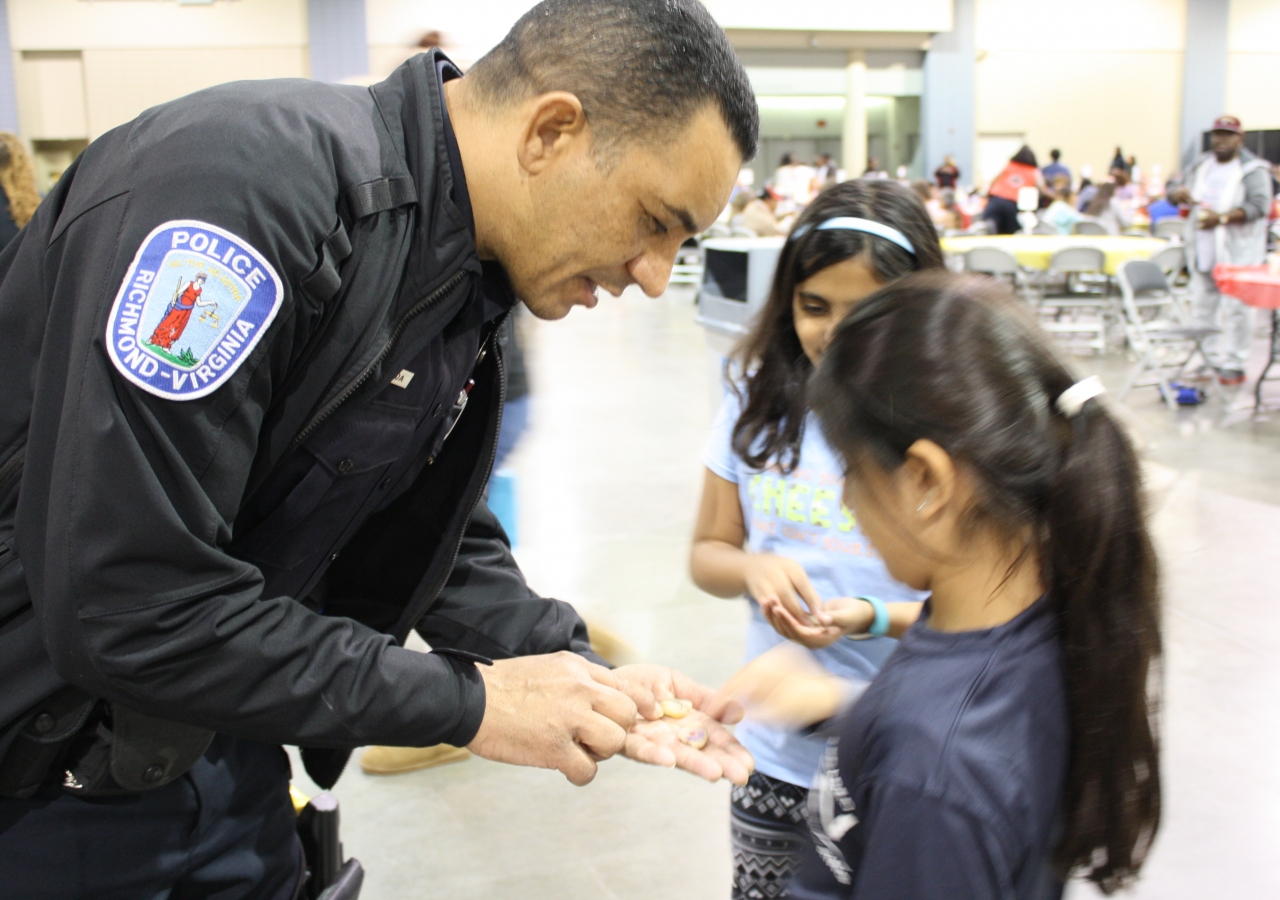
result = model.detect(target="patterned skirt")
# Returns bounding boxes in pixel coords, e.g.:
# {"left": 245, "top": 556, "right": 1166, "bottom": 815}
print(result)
{"left": 729, "top": 771, "right": 811, "bottom": 900}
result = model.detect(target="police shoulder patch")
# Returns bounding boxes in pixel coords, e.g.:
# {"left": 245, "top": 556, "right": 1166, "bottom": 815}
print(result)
{"left": 106, "top": 219, "right": 284, "bottom": 401}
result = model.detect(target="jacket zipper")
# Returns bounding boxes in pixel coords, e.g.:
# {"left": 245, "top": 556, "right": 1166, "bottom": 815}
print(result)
{"left": 0, "top": 444, "right": 25, "bottom": 513}
{"left": 285, "top": 269, "right": 469, "bottom": 454}
{"left": 394, "top": 315, "right": 508, "bottom": 643}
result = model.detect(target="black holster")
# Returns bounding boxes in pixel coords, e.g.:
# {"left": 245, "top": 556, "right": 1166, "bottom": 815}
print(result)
{"left": 0, "top": 693, "right": 214, "bottom": 798}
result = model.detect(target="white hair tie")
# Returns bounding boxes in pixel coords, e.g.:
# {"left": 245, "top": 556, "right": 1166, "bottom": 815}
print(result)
{"left": 1055, "top": 376, "right": 1106, "bottom": 417}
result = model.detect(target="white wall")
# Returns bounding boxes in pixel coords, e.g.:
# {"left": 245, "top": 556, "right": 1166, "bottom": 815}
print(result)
{"left": 1226, "top": 0, "right": 1280, "bottom": 130}
{"left": 8, "top": 0, "right": 308, "bottom": 48}
{"left": 9, "top": 0, "right": 308, "bottom": 140}
{"left": 365, "top": 0, "right": 535, "bottom": 76}
{"left": 974, "top": 0, "right": 1184, "bottom": 180}
{"left": 702, "top": 0, "right": 950, "bottom": 33}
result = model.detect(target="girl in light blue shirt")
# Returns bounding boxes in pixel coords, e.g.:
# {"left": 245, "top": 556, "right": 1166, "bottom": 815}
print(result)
{"left": 690, "top": 180, "right": 945, "bottom": 900}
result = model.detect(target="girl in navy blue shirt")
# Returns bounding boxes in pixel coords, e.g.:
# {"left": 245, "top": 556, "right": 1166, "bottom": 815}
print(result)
{"left": 730, "top": 273, "right": 1161, "bottom": 898}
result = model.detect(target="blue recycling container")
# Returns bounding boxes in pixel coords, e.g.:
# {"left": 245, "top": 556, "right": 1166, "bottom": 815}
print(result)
{"left": 488, "top": 469, "right": 518, "bottom": 548}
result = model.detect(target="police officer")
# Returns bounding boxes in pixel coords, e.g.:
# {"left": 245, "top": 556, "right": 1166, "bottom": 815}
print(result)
{"left": 0, "top": 1, "right": 758, "bottom": 895}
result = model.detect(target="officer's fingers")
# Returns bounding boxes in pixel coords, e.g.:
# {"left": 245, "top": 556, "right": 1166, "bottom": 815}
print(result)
{"left": 557, "top": 742, "right": 601, "bottom": 786}
{"left": 594, "top": 666, "right": 660, "bottom": 720}
{"left": 623, "top": 728, "right": 678, "bottom": 770}
{"left": 583, "top": 676, "right": 641, "bottom": 731}
{"left": 573, "top": 711, "right": 629, "bottom": 762}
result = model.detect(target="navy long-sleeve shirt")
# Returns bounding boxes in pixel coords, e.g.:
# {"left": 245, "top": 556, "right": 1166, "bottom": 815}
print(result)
{"left": 791, "top": 595, "right": 1069, "bottom": 900}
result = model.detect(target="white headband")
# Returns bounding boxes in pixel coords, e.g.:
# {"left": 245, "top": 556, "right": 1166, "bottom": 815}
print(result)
{"left": 1055, "top": 376, "right": 1106, "bottom": 417}
{"left": 791, "top": 217, "right": 916, "bottom": 256}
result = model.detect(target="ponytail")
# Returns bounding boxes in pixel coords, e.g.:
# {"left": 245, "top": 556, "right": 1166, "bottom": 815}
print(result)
{"left": 1046, "top": 402, "right": 1160, "bottom": 890}
{"left": 810, "top": 273, "right": 1161, "bottom": 893}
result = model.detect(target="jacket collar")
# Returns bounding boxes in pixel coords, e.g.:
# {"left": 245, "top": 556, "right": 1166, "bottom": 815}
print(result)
{"left": 369, "top": 50, "right": 485, "bottom": 310}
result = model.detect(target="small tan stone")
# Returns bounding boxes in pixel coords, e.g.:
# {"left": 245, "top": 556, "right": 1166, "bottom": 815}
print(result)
{"left": 660, "top": 699, "right": 693, "bottom": 719}
{"left": 677, "top": 724, "right": 709, "bottom": 750}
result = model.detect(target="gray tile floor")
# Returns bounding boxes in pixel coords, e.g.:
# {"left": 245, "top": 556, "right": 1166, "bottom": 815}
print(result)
{"left": 290, "top": 285, "right": 1280, "bottom": 899}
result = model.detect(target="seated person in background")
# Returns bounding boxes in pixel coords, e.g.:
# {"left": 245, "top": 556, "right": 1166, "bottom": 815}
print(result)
{"left": 1145, "top": 194, "right": 1181, "bottom": 232}
{"left": 1111, "top": 165, "right": 1137, "bottom": 203}
{"left": 937, "top": 189, "right": 967, "bottom": 231}
{"left": 1076, "top": 177, "right": 1097, "bottom": 212}
{"left": 728, "top": 191, "right": 753, "bottom": 231}
{"left": 742, "top": 188, "right": 787, "bottom": 237}
{"left": 911, "top": 180, "right": 949, "bottom": 229}
{"left": 1082, "top": 183, "right": 1132, "bottom": 234}
{"left": 1042, "top": 179, "right": 1084, "bottom": 234}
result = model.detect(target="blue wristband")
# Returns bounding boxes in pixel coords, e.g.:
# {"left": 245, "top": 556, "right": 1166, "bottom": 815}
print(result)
{"left": 862, "top": 596, "right": 890, "bottom": 638}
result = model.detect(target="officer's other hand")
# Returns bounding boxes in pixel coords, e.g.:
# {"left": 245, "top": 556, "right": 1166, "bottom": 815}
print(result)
{"left": 467, "top": 652, "right": 657, "bottom": 786}
{"left": 613, "top": 664, "right": 754, "bottom": 786}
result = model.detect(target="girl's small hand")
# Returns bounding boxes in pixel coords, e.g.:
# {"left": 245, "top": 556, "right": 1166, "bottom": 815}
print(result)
{"left": 825, "top": 596, "right": 877, "bottom": 638}
{"left": 760, "top": 598, "right": 845, "bottom": 649}
{"left": 718, "top": 643, "right": 855, "bottom": 729}
{"left": 743, "top": 554, "right": 831, "bottom": 627}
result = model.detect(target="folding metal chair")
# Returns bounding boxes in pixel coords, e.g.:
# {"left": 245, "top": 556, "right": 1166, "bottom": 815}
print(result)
{"left": 1073, "top": 220, "right": 1109, "bottom": 236}
{"left": 964, "top": 247, "right": 1033, "bottom": 300}
{"left": 1148, "top": 243, "right": 1190, "bottom": 303}
{"left": 702, "top": 223, "right": 731, "bottom": 239}
{"left": 1038, "top": 247, "right": 1110, "bottom": 354}
{"left": 1148, "top": 244, "right": 1185, "bottom": 279}
{"left": 1032, "top": 219, "right": 1058, "bottom": 235}
{"left": 1153, "top": 218, "right": 1186, "bottom": 241}
{"left": 1116, "top": 259, "right": 1220, "bottom": 409}
{"left": 669, "top": 237, "right": 703, "bottom": 286}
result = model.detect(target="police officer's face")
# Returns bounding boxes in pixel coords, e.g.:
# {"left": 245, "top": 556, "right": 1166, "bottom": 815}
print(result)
{"left": 514, "top": 105, "right": 742, "bottom": 320}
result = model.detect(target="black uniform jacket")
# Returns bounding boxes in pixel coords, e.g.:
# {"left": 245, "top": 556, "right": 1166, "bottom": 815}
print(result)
{"left": 0, "top": 52, "right": 597, "bottom": 784}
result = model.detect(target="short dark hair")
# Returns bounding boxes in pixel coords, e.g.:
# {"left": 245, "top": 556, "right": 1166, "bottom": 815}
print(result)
{"left": 466, "top": 0, "right": 758, "bottom": 162}
{"left": 1051, "top": 148, "right": 1061, "bottom": 160}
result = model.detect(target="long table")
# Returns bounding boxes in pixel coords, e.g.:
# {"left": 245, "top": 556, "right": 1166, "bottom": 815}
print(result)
{"left": 940, "top": 234, "right": 1169, "bottom": 276}
{"left": 1214, "top": 264, "right": 1280, "bottom": 411}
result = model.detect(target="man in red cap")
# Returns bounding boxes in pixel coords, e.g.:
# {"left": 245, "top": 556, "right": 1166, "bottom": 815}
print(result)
{"left": 1168, "top": 115, "right": 1274, "bottom": 385}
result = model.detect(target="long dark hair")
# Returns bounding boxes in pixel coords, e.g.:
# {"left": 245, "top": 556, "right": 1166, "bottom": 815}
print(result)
{"left": 730, "top": 179, "right": 945, "bottom": 471}
{"left": 810, "top": 273, "right": 1161, "bottom": 893}
{"left": 1012, "top": 144, "right": 1038, "bottom": 167}
{"left": 1085, "top": 182, "right": 1117, "bottom": 217}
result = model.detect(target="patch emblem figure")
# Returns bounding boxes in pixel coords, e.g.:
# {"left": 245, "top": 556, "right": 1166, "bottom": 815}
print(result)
{"left": 106, "top": 220, "right": 284, "bottom": 400}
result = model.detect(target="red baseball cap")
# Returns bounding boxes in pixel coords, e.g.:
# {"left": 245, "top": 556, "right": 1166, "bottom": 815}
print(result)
{"left": 1211, "top": 115, "right": 1243, "bottom": 134}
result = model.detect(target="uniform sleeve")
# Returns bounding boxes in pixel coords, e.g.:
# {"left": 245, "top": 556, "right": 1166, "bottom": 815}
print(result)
{"left": 16, "top": 152, "right": 483, "bottom": 752}
{"left": 416, "top": 499, "right": 608, "bottom": 666}
{"left": 791, "top": 779, "right": 1015, "bottom": 900}
{"left": 702, "top": 387, "right": 744, "bottom": 483}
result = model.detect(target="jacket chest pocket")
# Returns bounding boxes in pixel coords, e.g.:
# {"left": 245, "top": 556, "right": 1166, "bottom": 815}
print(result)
{"left": 235, "top": 401, "right": 421, "bottom": 570}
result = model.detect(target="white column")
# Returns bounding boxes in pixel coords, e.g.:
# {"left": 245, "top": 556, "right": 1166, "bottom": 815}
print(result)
{"left": 0, "top": 0, "right": 17, "bottom": 133}
{"left": 842, "top": 49, "right": 867, "bottom": 179}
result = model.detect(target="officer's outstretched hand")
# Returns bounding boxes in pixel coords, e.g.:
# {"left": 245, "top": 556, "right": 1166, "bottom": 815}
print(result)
{"left": 467, "top": 652, "right": 660, "bottom": 786}
{"left": 612, "top": 664, "right": 754, "bottom": 786}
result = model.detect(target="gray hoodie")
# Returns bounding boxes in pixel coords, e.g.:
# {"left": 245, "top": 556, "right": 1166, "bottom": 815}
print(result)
{"left": 1176, "top": 148, "right": 1273, "bottom": 269}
